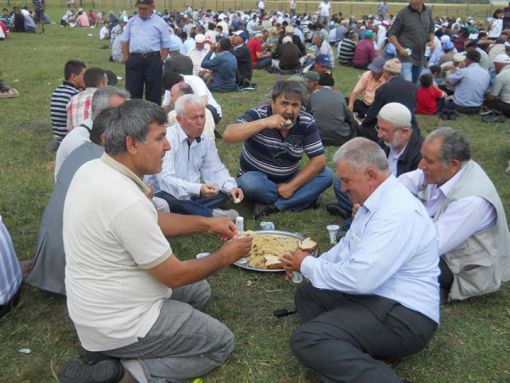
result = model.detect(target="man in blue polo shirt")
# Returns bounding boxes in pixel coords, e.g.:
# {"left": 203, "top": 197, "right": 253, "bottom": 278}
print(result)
{"left": 224, "top": 79, "right": 334, "bottom": 219}
{"left": 120, "top": 0, "right": 171, "bottom": 104}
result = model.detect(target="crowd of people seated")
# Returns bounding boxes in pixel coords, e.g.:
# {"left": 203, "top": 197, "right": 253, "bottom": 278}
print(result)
{"left": 2, "top": 1, "right": 510, "bottom": 383}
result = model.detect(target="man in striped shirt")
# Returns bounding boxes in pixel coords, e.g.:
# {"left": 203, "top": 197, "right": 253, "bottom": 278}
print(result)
{"left": 0, "top": 215, "right": 22, "bottom": 318}
{"left": 50, "top": 60, "right": 86, "bottom": 145}
{"left": 224, "top": 79, "right": 334, "bottom": 219}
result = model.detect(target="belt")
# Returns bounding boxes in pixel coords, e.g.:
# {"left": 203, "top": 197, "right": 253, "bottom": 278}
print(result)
{"left": 130, "top": 51, "right": 160, "bottom": 58}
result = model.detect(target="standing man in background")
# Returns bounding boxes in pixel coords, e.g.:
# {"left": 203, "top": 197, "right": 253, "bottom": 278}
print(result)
{"left": 388, "top": 0, "right": 434, "bottom": 84}
{"left": 32, "top": 0, "right": 45, "bottom": 33}
{"left": 120, "top": 0, "right": 171, "bottom": 104}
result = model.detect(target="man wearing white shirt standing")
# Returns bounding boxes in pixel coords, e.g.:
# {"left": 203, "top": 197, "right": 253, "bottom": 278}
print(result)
{"left": 399, "top": 127, "right": 510, "bottom": 302}
{"left": 146, "top": 94, "right": 243, "bottom": 219}
{"left": 281, "top": 137, "right": 439, "bottom": 383}
{"left": 318, "top": 0, "right": 331, "bottom": 24}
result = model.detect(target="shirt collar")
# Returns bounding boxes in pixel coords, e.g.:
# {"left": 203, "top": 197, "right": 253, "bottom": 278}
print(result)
{"left": 437, "top": 163, "right": 467, "bottom": 198}
{"left": 101, "top": 153, "right": 151, "bottom": 194}
{"left": 362, "top": 174, "right": 396, "bottom": 212}
{"left": 175, "top": 122, "right": 202, "bottom": 144}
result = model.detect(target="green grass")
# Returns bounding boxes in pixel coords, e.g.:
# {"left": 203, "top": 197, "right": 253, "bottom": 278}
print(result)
{"left": 1, "top": 8, "right": 510, "bottom": 382}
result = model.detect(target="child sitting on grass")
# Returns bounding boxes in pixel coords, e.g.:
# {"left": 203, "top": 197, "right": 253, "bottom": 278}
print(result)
{"left": 417, "top": 72, "right": 446, "bottom": 115}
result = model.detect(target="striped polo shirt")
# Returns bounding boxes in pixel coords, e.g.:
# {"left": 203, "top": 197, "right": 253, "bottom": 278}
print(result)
{"left": 0, "top": 215, "right": 21, "bottom": 306}
{"left": 50, "top": 82, "right": 80, "bottom": 143}
{"left": 237, "top": 104, "right": 325, "bottom": 183}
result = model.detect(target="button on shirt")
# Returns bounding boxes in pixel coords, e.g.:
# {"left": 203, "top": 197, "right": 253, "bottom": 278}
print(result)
{"left": 120, "top": 12, "right": 172, "bottom": 53}
{"left": 145, "top": 123, "right": 237, "bottom": 200}
{"left": 398, "top": 167, "right": 496, "bottom": 255}
{"left": 448, "top": 63, "right": 490, "bottom": 107}
{"left": 301, "top": 176, "right": 440, "bottom": 323}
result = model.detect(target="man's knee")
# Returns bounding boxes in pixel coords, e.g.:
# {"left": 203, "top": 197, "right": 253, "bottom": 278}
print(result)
{"left": 191, "top": 280, "right": 211, "bottom": 310}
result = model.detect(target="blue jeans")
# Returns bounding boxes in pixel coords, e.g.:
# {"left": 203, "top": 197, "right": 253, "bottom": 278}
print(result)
{"left": 400, "top": 61, "right": 424, "bottom": 85}
{"left": 333, "top": 178, "right": 354, "bottom": 230}
{"left": 155, "top": 190, "right": 229, "bottom": 217}
{"left": 237, "top": 168, "right": 334, "bottom": 211}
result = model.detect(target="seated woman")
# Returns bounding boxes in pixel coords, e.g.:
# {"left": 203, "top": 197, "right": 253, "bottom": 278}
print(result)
{"left": 201, "top": 37, "right": 238, "bottom": 92}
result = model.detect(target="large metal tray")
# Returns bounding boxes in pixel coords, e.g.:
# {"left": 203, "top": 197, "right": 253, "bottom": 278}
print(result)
{"left": 233, "top": 230, "right": 317, "bottom": 272}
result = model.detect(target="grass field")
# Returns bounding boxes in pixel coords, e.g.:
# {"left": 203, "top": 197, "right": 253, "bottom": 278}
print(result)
{"left": 0, "top": 6, "right": 510, "bottom": 383}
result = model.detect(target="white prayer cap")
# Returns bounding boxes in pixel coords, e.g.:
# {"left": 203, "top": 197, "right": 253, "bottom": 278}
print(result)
{"left": 195, "top": 34, "right": 206, "bottom": 43}
{"left": 494, "top": 54, "right": 510, "bottom": 64}
{"left": 282, "top": 36, "right": 292, "bottom": 44}
{"left": 440, "top": 35, "right": 450, "bottom": 43}
{"left": 378, "top": 102, "right": 412, "bottom": 128}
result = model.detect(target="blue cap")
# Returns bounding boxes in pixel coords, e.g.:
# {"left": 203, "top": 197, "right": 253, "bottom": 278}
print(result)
{"left": 316, "top": 54, "right": 332, "bottom": 69}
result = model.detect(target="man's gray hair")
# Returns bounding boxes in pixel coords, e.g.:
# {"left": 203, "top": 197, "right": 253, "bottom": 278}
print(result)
{"left": 175, "top": 94, "right": 205, "bottom": 117}
{"left": 104, "top": 99, "right": 167, "bottom": 156}
{"left": 91, "top": 86, "right": 130, "bottom": 120}
{"left": 333, "top": 137, "right": 389, "bottom": 172}
{"left": 270, "top": 78, "right": 308, "bottom": 105}
{"left": 426, "top": 127, "right": 471, "bottom": 167}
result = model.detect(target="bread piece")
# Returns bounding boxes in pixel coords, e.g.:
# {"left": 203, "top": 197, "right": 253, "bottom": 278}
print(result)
{"left": 299, "top": 237, "right": 318, "bottom": 252}
{"left": 264, "top": 254, "right": 283, "bottom": 269}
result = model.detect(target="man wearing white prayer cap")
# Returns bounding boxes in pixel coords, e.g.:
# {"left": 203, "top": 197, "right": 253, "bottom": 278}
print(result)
{"left": 188, "top": 33, "right": 210, "bottom": 76}
{"left": 328, "top": 102, "right": 423, "bottom": 223}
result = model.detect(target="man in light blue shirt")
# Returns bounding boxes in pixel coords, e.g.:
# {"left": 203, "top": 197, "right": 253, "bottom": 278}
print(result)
{"left": 282, "top": 137, "right": 439, "bottom": 383}
{"left": 146, "top": 94, "right": 243, "bottom": 218}
{"left": 120, "top": 0, "right": 171, "bottom": 104}
{"left": 0, "top": 215, "right": 22, "bottom": 318}
{"left": 445, "top": 50, "right": 490, "bottom": 113}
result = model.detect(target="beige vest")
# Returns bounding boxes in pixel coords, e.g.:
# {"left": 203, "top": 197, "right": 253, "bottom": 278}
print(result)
{"left": 430, "top": 160, "right": 510, "bottom": 300}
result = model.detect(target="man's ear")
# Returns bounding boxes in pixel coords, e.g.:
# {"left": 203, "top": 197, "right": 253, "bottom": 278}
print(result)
{"left": 125, "top": 135, "right": 138, "bottom": 155}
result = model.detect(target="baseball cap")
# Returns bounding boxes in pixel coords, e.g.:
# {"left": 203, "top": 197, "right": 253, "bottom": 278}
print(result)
{"left": 135, "top": 0, "right": 153, "bottom": 8}
{"left": 494, "top": 54, "right": 510, "bottom": 64}
{"left": 303, "top": 71, "right": 320, "bottom": 82}
{"left": 315, "top": 54, "right": 332, "bottom": 69}
{"left": 367, "top": 56, "right": 385, "bottom": 73}
{"left": 383, "top": 58, "right": 402, "bottom": 74}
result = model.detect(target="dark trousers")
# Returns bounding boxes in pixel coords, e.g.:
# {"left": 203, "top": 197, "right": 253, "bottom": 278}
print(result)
{"left": 125, "top": 53, "right": 163, "bottom": 105}
{"left": 443, "top": 99, "right": 480, "bottom": 114}
{"left": 291, "top": 283, "right": 437, "bottom": 383}
{"left": 155, "top": 190, "right": 229, "bottom": 217}
{"left": 353, "top": 99, "right": 370, "bottom": 118}
{"left": 486, "top": 98, "right": 510, "bottom": 117}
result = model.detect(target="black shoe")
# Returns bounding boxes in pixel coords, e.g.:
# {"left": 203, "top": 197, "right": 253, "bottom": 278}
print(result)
{"left": 58, "top": 359, "right": 124, "bottom": 383}
{"left": 326, "top": 202, "right": 350, "bottom": 219}
{"left": 308, "top": 198, "right": 320, "bottom": 209}
{"left": 254, "top": 203, "right": 278, "bottom": 220}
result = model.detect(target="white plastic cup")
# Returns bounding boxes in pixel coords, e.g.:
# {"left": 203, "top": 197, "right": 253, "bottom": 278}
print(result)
{"left": 260, "top": 221, "right": 275, "bottom": 230}
{"left": 235, "top": 216, "right": 244, "bottom": 232}
{"left": 292, "top": 271, "right": 303, "bottom": 284}
{"left": 327, "top": 224, "right": 340, "bottom": 244}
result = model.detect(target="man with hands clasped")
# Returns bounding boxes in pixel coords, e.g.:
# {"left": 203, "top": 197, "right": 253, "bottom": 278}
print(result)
{"left": 281, "top": 137, "right": 439, "bottom": 383}
{"left": 146, "top": 94, "right": 243, "bottom": 220}
{"left": 224, "top": 79, "right": 333, "bottom": 219}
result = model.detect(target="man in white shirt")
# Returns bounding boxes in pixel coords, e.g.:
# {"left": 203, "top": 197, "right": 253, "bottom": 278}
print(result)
{"left": 187, "top": 33, "right": 210, "bottom": 76}
{"left": 281, "top": 137, "right": 439, "bottom": 383}
{"left": 318, "top": 0, "right": 331, "bottom": 24}
{"left": 162, "top": 71, "right": 223, "bottom": 125}
{"left": 147, "top": 94, "right": 243, "bottom": 219}
{"left": 55, "top": 86, "right": 129, "bottom": 179}
{"left": 59, "top": 99, "right": 252, "bottom": 383}
{"left": 399, "top": 127, "right": 510, "bottom": 302}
